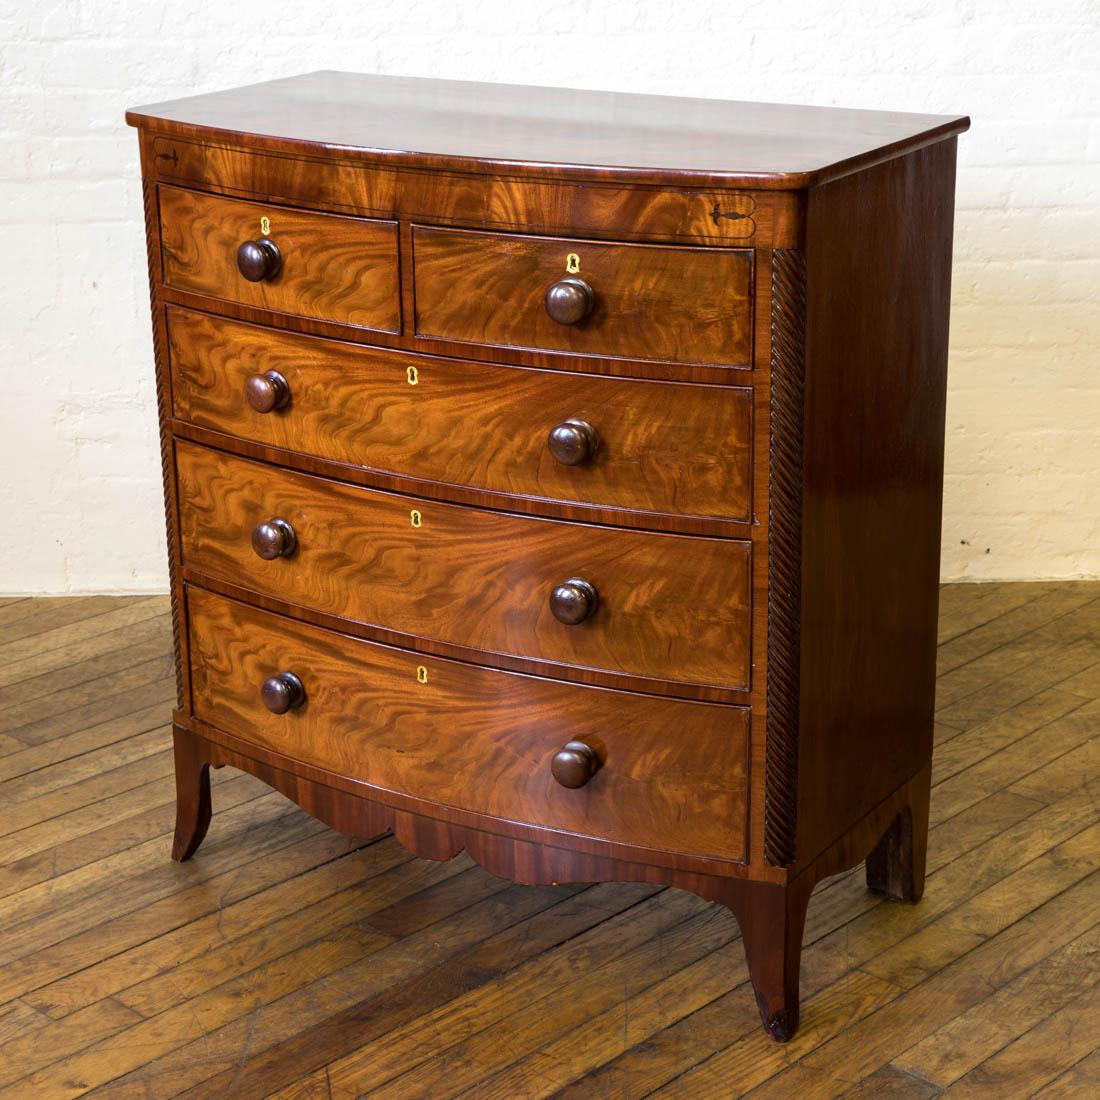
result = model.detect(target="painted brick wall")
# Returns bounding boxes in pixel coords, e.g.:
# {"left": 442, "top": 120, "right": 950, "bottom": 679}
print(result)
{"left": 2, "top": 0, "right": 1097, "bottom": 592}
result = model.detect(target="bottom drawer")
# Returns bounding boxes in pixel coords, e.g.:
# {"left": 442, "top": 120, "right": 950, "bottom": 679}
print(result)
{"left": 187, "top": 586, "right": 749, "bottom": 861}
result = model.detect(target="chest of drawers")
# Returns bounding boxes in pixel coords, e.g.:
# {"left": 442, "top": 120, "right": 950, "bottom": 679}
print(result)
{"left": 127, "top": 73, "right": 968, "bottom": 1042}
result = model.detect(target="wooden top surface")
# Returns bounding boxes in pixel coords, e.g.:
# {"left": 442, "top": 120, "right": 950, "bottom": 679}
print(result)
{"left": 127, "top": 71, "right": 968, "bottom": 189}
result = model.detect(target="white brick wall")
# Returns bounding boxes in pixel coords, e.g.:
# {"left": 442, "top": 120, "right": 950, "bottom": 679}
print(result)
{"left": 2, "top": 0, "right": 1097, "bottom": 592}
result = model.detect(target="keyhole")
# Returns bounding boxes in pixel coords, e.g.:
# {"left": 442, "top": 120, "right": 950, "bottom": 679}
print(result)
{"left": 407, "top": 365, "right": 419, "bottom": 386}
{"left": 410, "top": 509, "right": 422, "bottom": 528}
{"left": 416, "top": 665, "right": 429, "bottom": 684}
{"left": 566, "top": 253, "right": 580, "bottom": 274}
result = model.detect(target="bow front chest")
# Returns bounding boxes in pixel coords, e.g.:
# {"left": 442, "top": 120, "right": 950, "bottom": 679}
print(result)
{"left": 127, "top": 73, "right": 968, "bottom": 1041}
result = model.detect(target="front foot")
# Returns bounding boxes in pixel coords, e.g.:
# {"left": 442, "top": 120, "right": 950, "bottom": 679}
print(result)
{"left": 171, "top": 727, "right": 212, "bottom": 862}
{"left": 756, "top": 997, "right": 798, "bottom": 1044}
{"left": 721, "top": 876, "right": 812, "bottom": 1043}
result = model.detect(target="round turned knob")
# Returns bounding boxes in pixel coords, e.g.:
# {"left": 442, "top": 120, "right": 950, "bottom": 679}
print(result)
{"left": 545, "top": 276, "right": 594, "bottom": 325}
{"left": 549, "top": 578, "right": 599, "bottom": 625}
{"left": 260, "top": 671, "right": 305, "bottom": 714}
{"left": 551, "top": 740, "right": 600, "bottom": 789}
{"left": 251, "top": 517, "right": 296, "bottom": 560}
{"left": 548, "top": 419, "right": 598, "bottom": 466}
{"left": 236, "top": 237, "right": 282, "bottom": 282}
{"left": 245, "top": 370, "right": 290, "bottom": 413}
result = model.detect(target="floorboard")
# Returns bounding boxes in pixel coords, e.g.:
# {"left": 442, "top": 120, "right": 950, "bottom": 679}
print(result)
{"left": 0, "top": 584, "right": 1097, "bottom": 1098}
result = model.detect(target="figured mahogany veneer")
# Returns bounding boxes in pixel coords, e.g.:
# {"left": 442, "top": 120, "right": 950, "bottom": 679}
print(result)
{"left": 175, "top": 439, "right": 752, "bottom": 693}
{"left": 188, "top": 587, "right": 750, "bottom": 860}
{"left": 167, "top": 307, "right": 754, "bottom": 524}
{"left": 145, "top": 136, "right": 802, "bottom": 247}
{"left": 159, "top": 186, "right": 400, "bottom": 331}
{"left": 412, "top": 226, "right": 754, "bottom": 366}
{"left": 130, "top": 72, "right": 968, "bottom": 1043}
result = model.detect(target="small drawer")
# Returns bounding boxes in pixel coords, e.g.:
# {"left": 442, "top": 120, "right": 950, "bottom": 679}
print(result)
{"left": 187, "top": 587, "right": 749, "bottom": 861}
{"left": 158, "top": 187, "right": 400, "bottom": 332}
{"left": 412, "top": 226, "right": 753, "bottom": 367}
{"left": 176, "top": 441, "right": 752, "bottom": 692}
{"left": 168, "top": 308, "right": 754, "bottom": 524}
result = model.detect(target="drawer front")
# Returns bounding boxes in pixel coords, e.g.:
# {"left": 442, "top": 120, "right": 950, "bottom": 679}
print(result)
{"left": 187, "top": 587, "right": 749, "bottom": 861}
{"left": 412, "top": 226, "right": 753, "bottom": 366}
{"left": 168, "top": 308, "right": 753, "bottom": 523}
{"left": 176, "top": 441, "right": 752, "bottom": 691}
{"left": 158, "top": 186, "right": 400, "bottom": 331}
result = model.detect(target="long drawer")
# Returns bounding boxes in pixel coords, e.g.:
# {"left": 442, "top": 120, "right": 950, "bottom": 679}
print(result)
{"left": 176, "top": 440, "right": 752, "bottom": 692}
{"left": 187, "top": 587, "right": 750, "bottom": 860}
{"left": 158, "top": 187, "right": 400, "bottom": 331}
{"left": 168, "top": 307, "right": 754, "bottom": 524}
{"left": 412, "top": 226, "right": 753, "bottom": 366}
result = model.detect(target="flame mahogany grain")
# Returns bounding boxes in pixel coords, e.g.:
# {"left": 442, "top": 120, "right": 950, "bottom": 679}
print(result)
{"left": 145, "top": 136, "right": 802, "bottom": 247}
{"left": 412, "top": 226, "right": 754, "bottom": 367}
{"left": 131, "top": 73, "right": 967, "bottom": 1042}
{"left": 186, "top": 587, "right": 750, "bottom": 861}
{"left": 175, "top": 440, "right": 752, "bottom": 693}
{"left": 159, "top": 185, "right": 400, "bottom": 331}
{"left": 166, "top": 307, "right": 755, "bottom": 526}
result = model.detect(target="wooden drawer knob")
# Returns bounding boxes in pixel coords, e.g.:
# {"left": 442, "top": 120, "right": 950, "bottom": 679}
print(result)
{"left": 549, "top": 578, "right": 599, "bottom": 624}
{"left": 236, "top": 238, "right": 282, "bottom": 282}
{"left": 251, "top": 517, "right": 296, "bottom": 560}
{"left": 245, "top": 370, "right": 290, "bottom": 413}
{"left": 545, "top": 276, "right": 594, "bottom": 325}
{"left": 260, "top": 671, "right": 305, "bottom": 714}
{"left": 548, "top": 419, "right": 598, "bottom": 466}
{"left": 551, "top": 740, "right": 600, "bottom": 789}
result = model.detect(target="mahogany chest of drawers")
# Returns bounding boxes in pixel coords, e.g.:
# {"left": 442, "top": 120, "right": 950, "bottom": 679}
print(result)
{"left": 127, "top": 73, "right": 968, "bottom": 1041}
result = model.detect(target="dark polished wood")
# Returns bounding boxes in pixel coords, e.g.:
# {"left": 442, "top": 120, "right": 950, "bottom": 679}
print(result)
{"left": 129, "top": 88, "right": 964, "bottom": 390}
{"left": 167, "top": 308, "right": 755, "bottom": 528}
{"left": 169, "top": 724, "right": 211, "bottom": 862}
{"left": 545, "top": 276, "right": 594, "bottom": 325}
{"left": 764, "top": 248, "right": 806, "bottom": 868}
{"left": 141, "top": 174, "right": 187, "bottom": 713}
{"left": 249, "top": 516, "right": 296, "bottom": 560}
{"left": 127, "top": 70, "right": 969, "bottom": 189}
{"left": 142, "top": 134, "right": 804, "bottom": 249}
{"left": 791, "top": 139, "right": 959, "bottom": 874}
{"left": 130, "top": 74, "right": 966, "bottom": 1042}
{"left": 259, "top": 670, "right": 306, "bottom": 714}
{"left": 159, "top": 185, "right": 400, "bottom": 331}
{"left": 235, "top": 236, "right": 281, "bottom": 282}
{"left": 412, "top": 226, "right": 754, "bottom": 366}
{"left": 551, "top": 740, "right": 601, "bottom": 789}
{"left": 243, "top": 368, "right": 290, "bottom": 413}
{"left": 548, "top": 578, "right": 599, "bottom": 626}
{"left": 175, "top": 440, "right": 753, "bottom": 692}
{"left": 186, "top": 587, "right": 751, "bottom": 861}
{"left": 547, "top": 418, "right": 598, "bottom": 467}
{"left": 866, "top": 760, "right": 931, "bottom": 903}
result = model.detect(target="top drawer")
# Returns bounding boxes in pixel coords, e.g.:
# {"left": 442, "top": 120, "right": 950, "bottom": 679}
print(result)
{"left": 412, "top": 227, "right": 754, "bottom": 367}
{"left": 158, "top": 187, "right": 400, "bottom": 332}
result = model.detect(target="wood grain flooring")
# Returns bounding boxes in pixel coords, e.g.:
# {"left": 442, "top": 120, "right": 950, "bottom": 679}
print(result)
{"left": 0, "top": 583, "right": 1098, "bottom": 1098}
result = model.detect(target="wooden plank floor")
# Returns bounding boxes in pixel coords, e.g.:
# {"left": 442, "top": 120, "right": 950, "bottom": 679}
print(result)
{"left": 1, "top": 583, "right": 1098, "bottom": 1098}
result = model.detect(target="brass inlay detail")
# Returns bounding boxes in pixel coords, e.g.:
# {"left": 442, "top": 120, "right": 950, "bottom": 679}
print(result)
{"left": 410, "top": 509, "right": 422, "bottom": 528}
{"left": 260, "top": 215, "right": 271, "bottom": 235}
{"left": 416, "top": 665, "right": 429, "bottom": 684}
{"left": 407, "top": 365, "right": 419, "bottom": 386}
{"left": 566, "top": 252, "right": 581, "bottom": 274}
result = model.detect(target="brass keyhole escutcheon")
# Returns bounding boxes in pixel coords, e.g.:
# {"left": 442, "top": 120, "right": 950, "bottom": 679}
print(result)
{"left": 260, "top": 215, "right": 271, "bottom": 235}
{"left": 407, "top": 365, "right": 419, "bottom": 386}
{"left": 566, "top": 252, "right": 580, "bottom": 274}
{"left": 416, "top": 665, "right": 429, "bottom": 684}
{"left": 410, "top": 509, "right": 422, "bottom": 528}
